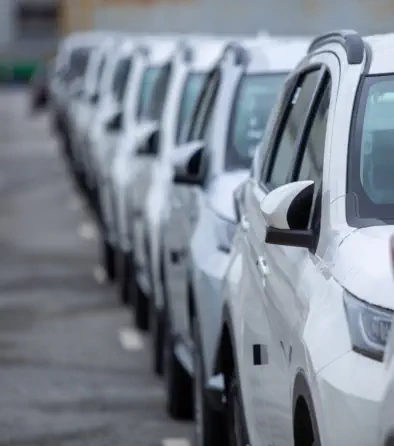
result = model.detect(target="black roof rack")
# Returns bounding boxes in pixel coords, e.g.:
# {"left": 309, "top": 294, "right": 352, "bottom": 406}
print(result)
{"left": 222, "top": 41, "right": 249, "bottom": 66}
{"left": 308, "top": 30, "right": 365, "bottom": 64}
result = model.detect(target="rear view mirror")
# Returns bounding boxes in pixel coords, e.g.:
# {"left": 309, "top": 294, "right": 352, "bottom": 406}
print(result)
{"left": 173, "top": 143, "right": 208, "bottom": 187}
{"left": 260, "top": 180, "right": 315, "bottom": 249}
{"left": 106, "top": 111, "right": 123, "bottom": 132}
{"left": 136, "top": 130, "right": 160, "bottom": 156}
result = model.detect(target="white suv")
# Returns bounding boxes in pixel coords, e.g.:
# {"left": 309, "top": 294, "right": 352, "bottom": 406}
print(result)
{"left": 213, "top": 30, "right": 394, "bottom": 446}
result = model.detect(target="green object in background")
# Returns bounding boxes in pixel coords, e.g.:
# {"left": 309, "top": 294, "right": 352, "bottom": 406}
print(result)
{"left": 0, "top": 61, "right": 41, "bottom": 83}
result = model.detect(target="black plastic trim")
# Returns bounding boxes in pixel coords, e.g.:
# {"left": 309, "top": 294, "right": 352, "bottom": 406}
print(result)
{"left": 308, "top": 30, "right": 365, "bottom": 64}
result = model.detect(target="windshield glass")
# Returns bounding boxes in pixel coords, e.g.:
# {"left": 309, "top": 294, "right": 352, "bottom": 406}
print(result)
{"left": 348, "top": 75, "right": 394, "bottom": 223}
{"left": 136, "top": 66, "right": 166, "bottom": 121}
{"left": 66, "top": 46, "right": 92, "bottom": 82}
{"left": 225, "top": 72, "right": 288, "bottom": 170}
{"left": 111, "top": 57, "right": 132, "bottom": 103}
{"left": 176, "top": 72, "right": 207, "bottom": 144}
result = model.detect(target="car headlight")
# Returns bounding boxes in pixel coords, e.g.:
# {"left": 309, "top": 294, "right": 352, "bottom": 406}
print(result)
{"left": 212, "top": 210, "right": 237, "bottom": 254}
{"left": 343, "top": 290, "right": 393, "bottom": 361}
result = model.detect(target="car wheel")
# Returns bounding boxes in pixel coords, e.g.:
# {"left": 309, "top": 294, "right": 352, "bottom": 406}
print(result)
{"left": 193, "top": 317, "right": 226, "bottom": 446}
{"left": 117, "top": 251, "right": 131, "bottom": 305}
{"left": 101, "top": 237, "right": 116, "bottom": 282}
{"left": 128, "top": 252, "right": 149, "bottom": 329}
{"left": 164, "top": 314, "right": 193, "bottom": 420}
{"left": 227, "top": 374, "right": 249, "bottom": 446}
{"left": 150, "top": 297, "right": 164, "bottom": 375}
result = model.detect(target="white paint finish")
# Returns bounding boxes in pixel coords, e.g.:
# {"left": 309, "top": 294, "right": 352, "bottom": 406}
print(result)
{"left": 77, "top": 221, "right": 97, "bottom": 240}
{"left": 92, "top": 265, "right": 107, "bottom": 285}
{"left": 162, "top": 439, "right": 190, "bottom": 446}
{"left": 118, "top": 327, "right": 144, "bottom": 352}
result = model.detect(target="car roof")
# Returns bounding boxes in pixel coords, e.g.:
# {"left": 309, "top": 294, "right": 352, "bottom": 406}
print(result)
{"left": 176, "top": 38, "right": 229, "bottom": 72}
{"left": 140, "top": 38, "right": 179, "bottom": 65}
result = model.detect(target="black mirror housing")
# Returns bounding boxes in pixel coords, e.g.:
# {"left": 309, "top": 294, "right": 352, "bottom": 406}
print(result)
{"left": 136, "top": 130, "right": 160, "bottom": 156}
{"left": 106, "top": 112, "right": 123, "bottom": 132}
{"left": 173, "top": 147, "right": 207, "bottom": 186}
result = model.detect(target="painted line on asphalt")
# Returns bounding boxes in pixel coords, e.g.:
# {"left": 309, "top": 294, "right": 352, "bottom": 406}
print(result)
{"left": 93, "top": 265, "right": 107, "bottom": 284}
{"left": 118, "top": 327, "right": 144, "bottom": 351}
{"left": 162, "top": 439, "right": 190, "bottom": 446}
{"left": 77, "top": 221, "right": 97, "bottom": 240}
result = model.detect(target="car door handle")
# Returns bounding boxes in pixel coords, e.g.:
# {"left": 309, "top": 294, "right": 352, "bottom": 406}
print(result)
{"left": 240, "top": 215, "right": 249, "bottom": 231}
{"left": 256, "top": 256, "right": 269, "bottom": 277}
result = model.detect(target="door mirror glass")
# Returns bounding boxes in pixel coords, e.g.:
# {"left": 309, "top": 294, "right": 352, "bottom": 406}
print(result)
{"left": 260, "top": 180, "right": 315, "bottom": 248}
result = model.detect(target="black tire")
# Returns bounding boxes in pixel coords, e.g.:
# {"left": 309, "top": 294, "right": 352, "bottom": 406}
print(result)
{"left": 164, "top": 314, "right": 193, "bottom": 420}
{"left": 117, "top": 251, "right": 131, "bottom": 305}
{"left": 128, "top": 252, "right": 149, "bottom": 330}
{"left": 150, "top": 298, "right": 164, "bottom": 375}
{"left": 193, "top": 317, "right": 226, "bottom": 446}
{"left": 101, "top": 238, "right": 116, "bottom": 282}
{"left": 226, "top": 374, "right": 249, "bottom": 446}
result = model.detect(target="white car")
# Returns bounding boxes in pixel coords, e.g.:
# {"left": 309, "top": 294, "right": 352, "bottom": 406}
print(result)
{"left": 100, "top": 37, "right": 178, "bottom": 296}
{"left": 82, "top": 36, "right": 136, "bottom": 221}
{"left": 378, "top": 235, "right": 394, "bottom": 446}
{"left": 212, "top": 29, "right": 394, "bottom": 446}
{"left": 133, "top": 37, "right": 230, "bottom": 338}
{"left": 188, "top": 37, "right": 310, "bottom": 445}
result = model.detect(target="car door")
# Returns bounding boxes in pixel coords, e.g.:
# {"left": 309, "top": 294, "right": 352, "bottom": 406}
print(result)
{"left": 244, "top": 56, "right": 339, "bottom": 446}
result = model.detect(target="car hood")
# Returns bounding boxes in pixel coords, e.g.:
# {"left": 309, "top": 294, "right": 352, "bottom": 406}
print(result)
{"left": 332, "top": 225, "right": 394, "bottom": 310}
{"left": 208, "top": 170, "right": 249, "bottom": 222}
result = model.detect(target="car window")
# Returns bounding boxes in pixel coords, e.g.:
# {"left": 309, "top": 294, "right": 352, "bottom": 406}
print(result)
{"left": 189, "top": 68, "right": 220, "bottom": 141}
{"left": 267, "top": 70, "right": 321, "bottom": 189}
{"left": 176, "top": 72, "right": 207, "bottom": 145}
{"left": 146, "top": 62, "right": 172, "bottom": 121}
{"left": 66, "top": 46, "right": 92, "bottom": 82}
{"left": 111, "top": 57, "right": 132, "bottom": 104}
{"left": 225, "top": 72, "right": 287, "bottom": 171}
{"left": 137, "top": 65, "right": 169, "bottom": 121}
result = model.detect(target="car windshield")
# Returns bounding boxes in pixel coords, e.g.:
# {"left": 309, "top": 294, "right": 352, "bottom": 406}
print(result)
{"left": 136, "top": 65, "right": 168, "bottom": 121}
{"left": 111, "top": 56, "right": 132, "bottom": 104}
{"left": 348, "top": 75, "right": 394, "bottom": 223}
{"left": 66, "top": 46, "right": 92, "bottom": 82}
{"left": 176, "top": 72, "right": 207, "bottom": 144}
{"left": 225, "top": 72, "right": 288, "bottom": 170}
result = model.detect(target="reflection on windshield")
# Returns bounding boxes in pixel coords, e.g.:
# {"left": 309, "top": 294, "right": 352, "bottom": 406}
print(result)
{"left": 176, "top": 72, "right": 207, "bottom": 144}
{"left": 137, "top": 66, "right": 164, "bottom": 121}
{"left": 226, "top": 73, "right": 287, "bottom": 170}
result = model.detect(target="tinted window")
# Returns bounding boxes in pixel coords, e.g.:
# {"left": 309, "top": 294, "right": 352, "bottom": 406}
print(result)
{"left": 267, "top": 70, "right": 321, "bottom": 189}
{"left": 297, "top": 78, "right": 331, "bottom": 184}
{"left": 137, "top": 66, "right": 165, "bottom": 120}
{"left": 176, "top": 72, "right": 207, "bottom": 144}
{"left": 111, "top": 57, "right": 132, "bottom": 103}
{"left": 347, "top": 76, "right": 394, "bottom": 223}
{"left": 147, "top": 63, "right": 172, "bottom": 121}
{"left": 226, "top": 73, "right": 287, "bottom": 170}
{"left": 66, "top": 46, "right": 92, "bottom": 81}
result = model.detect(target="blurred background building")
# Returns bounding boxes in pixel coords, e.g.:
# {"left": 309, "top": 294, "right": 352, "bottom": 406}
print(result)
{"left": 3, "top": 0, "right": 394, "bottom": 81}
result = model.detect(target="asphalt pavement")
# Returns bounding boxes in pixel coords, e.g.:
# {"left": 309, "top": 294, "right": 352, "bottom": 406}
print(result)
{"left": 0, "top": 88, "right": 193, "bottom": 446}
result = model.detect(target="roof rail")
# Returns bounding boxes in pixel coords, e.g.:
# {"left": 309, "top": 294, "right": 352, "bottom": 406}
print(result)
{"left": 222, "top": 41, "right": 249, "bottom": 66}
{"left": 308, "top": 30, "right": 365, "bottom": 64}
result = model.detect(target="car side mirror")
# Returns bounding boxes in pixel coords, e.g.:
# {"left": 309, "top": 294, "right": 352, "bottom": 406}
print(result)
{"left": 136, "top": 130, "right": 160, "bottom": 156}
{"left": 106, "top": 111, "right": 123, "bottom": 132}
{"left": 69, "top": 77, "right": 84, "bottom": 99}
{"left": 89, "top": 91, "right": 99, "bottom": 105}
{"left": 260, "top": 180, "right": 315, "bottom": 249}
{"left": 173, "top": 143, "right": 208, "bottom": 186}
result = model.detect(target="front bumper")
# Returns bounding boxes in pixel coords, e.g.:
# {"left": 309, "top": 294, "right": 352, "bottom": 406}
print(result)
{"left": 314, "top": 350, "right": 386, "bottom": 446}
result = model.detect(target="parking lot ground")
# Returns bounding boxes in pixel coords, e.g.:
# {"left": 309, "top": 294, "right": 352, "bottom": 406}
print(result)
{"left": 0, "top": 88, "right": 193, "bottom": 446}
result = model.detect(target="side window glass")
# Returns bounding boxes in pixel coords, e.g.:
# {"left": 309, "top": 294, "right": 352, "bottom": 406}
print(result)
{"left": 267, "top": 70, "right": 321, "bottom": 189}
{"left": 189, "top": 70, "right": 220, "bottom": 141}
